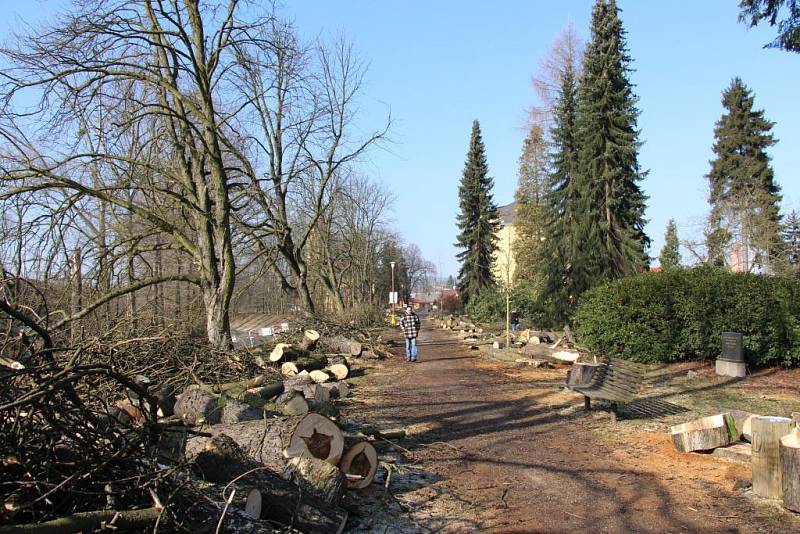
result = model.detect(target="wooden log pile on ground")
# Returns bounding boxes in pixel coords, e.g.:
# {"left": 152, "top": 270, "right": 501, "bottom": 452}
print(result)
{"left": 670, "top": 411, "right": 799, "bottom": 513}
{"left": 0, "top": 323, "right": 391, "bottom": 533}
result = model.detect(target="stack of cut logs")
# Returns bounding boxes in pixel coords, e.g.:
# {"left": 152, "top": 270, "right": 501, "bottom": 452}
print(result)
{"left": 115, "top": 330, "right": 386, "bottom": 533}
{"left": 670, "top": 411, "right": 800, "bottom": 513}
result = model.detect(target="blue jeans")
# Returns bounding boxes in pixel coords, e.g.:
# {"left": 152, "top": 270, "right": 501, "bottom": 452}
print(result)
{"left": 511, "top": 322, "right": 520, "bottom": 332}
{"left": 405, "top": 337, "right": 418, "bottom": 360}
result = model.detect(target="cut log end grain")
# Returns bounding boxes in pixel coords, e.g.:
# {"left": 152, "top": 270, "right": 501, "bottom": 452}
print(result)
{"left": 285, "top": 413, "right": 344, "bottom": 465}
{"left": 326, "top": 363, "right": 349, "bottom": 381}
{"left": 309, "top": 370, "right": 331, "bottom": 384}
{"left": 281, "top": 392, "right": 310, "bottom": 416}
{"left": 780, "top": 426, "right": 800, "bottom": 512}
{"left": 339, "top": 440, "right": 378, "bottom": 489}
{"left": 670, "top": 413, "right": 738, "bottom": 453}
{"left": 269, "top": 343, "right": 309, "bottom": 363}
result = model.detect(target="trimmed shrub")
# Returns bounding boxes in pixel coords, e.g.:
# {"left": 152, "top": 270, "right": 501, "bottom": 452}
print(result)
{"left": 574, "top": 267, "right": 800, "bottom": 367}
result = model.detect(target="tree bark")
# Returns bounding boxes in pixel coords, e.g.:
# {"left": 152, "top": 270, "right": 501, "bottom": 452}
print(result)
{"left": 282, "top": 456, "right": 347, "bottom": 505}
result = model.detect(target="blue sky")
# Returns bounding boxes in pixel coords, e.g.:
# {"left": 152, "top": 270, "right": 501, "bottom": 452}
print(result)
{"left": 3, "top": 1, "right": 799, "bottom": 278}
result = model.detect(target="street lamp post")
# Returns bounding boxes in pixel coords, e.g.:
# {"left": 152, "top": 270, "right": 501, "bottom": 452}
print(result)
{"left": 390, "top": 261, "right": 396, "bottom": 325}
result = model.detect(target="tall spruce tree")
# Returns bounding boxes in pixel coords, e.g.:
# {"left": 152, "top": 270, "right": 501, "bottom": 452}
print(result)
{"left": 782, "top": 210, "right": 800, "bottom": 275}
{"left": 455, "top": 120, "right": 500, "bottom": 303}
{"left": 540, "top": 58, "right": 582, "bottom": 322}
{"left": 659, "top": 219, "right": 681, "bottom": 269}
{"left": 706, "top": 77, "right": 781, "bottom": 272}
{"left": 513, "top": 122, "right": 549, "bottom": 291}
{"left": 575, "top": 0, "right": 649, "bottom": 283}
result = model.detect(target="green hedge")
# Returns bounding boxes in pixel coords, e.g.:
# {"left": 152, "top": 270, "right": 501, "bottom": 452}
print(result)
{"left": 573, "top": 267, "right": 800, "bottom": 367}
{"left": 464, "top": 287, "right": 551, "bottom": 327}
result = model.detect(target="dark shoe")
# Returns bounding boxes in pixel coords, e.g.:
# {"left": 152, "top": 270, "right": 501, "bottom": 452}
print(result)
{"left": 410, "top": 358, "right": 417, "bottom": 362}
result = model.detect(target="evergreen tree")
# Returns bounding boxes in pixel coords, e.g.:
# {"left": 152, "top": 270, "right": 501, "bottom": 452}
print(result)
{"left": 455, "top": 120, "right": 500, "bottom": 303}
{"left": 781, "top": 210, "right": 800, "bottom": 275}
{"left": 575, "top": 0, "right": 649, "bottom": 282}
{"left": 513, "top": 122, "right": 548, "bottom": 290}
{"left": 739, "top": 0, "right": 800, "bottom": 53}
{"left": 659, "top": 219, "right": 681, "bottom": 269}
{"left": 540, "top": 57, "right": 581, "bottom": 322}
{"left": 706, "top": 77, "right": 781, "bottom": 272}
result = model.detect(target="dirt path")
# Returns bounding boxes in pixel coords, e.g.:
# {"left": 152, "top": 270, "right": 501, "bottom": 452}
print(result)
{"left": 343, "top": 318, "right": 800, "bottom": 533}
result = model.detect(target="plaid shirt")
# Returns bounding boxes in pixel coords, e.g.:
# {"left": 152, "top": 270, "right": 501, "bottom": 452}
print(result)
{"left": 399, "top": 312, "right": 421, "bottom": 338}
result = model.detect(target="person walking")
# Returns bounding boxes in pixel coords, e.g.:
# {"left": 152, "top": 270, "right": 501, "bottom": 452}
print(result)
{"left": 510, "top": 310, "right": 520, "bottom": 332}
{"left": 399, "top": 305, "right": 421, "bottom": 362}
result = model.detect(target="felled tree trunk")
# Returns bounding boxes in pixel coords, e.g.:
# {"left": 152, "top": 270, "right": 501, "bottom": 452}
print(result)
{"left": 781, "top": 425, "right": 800, "bottom": 512}
{"left": 186, "top": 414, "right": 345, "bottom": 472}
{"left": 325, "top": 335, "right": 362, "bottom": 357}
{"left": 185, "top": 435, "right": 347, "bottom": 534}
{"left": 752, "top": 416, "right": 795, "bottom": 499}
{"left": 670, "top": 413, "right": 737, "bottom": 452}
{"left": 174, "top": 390, "right": 221, "bottom": 425}
{"left": 298, "top": 330, "right": 321, "bottom": 352}
{"left": 282, "top": 456, "right": 347, "bottom": 505}
{"left": 339, "top": 437, "right": 378, "bottom": 489}
{"left": 237, "top": 474, "right": 348, "bottom": 534}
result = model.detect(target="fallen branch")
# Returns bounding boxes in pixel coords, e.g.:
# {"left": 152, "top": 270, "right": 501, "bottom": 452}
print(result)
{"left": 0, "top": 507, "right": 165, "bottom": 534}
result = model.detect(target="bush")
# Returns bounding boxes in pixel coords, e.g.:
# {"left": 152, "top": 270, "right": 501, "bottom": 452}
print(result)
{"left": 573, "top": 267, "right": 800, "bottom": 367}
{"left": 464, "top": 286, "right": 552, "bottom": 327}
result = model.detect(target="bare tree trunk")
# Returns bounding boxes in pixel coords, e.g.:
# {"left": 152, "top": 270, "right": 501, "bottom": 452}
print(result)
{"left": 70, "top": 248, "right": 82, "bottom": 343}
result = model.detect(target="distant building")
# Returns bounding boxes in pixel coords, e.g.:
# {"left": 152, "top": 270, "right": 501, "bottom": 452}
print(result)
{"left": 493, "top": 202, "right": 517, "bottom": 284}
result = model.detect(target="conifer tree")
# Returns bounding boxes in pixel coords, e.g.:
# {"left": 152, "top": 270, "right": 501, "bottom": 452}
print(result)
{"left": 575, "top": 0, "right": 649, "bottom": 282}
{"left": 659, "top": 219, "right": 681, "bottom": 269}
{"left": 782, "top": 210, "right": 800, "bottom": 275}
{"left": 706, "top": 77, "right": 781, "bottom": 272}
{"left": 540, "top": 58, "right": 581, "bottom": 322}
{"left": 455, "top": 120, "right": 500, "bottom": 303}
{"left": 513, "top": 122, "right": 548, "bottom": 291}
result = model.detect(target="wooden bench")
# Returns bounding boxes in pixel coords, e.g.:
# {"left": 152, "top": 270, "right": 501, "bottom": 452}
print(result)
{"left": 566, "top": 358, "right": 645, "bottom": 420}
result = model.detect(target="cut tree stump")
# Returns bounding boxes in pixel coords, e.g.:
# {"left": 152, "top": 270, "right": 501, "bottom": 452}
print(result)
{"left": 269, "top": 343, "right": 309, "bottom": 363}
{"left": 298, "top": 329, "right": 321, "bottom": 352}
{"left": 174, "top": 390, "right": 221, "bottom": 425}
{"left": 326, "top": 363, "right": 350, "bottom": 381}
{"left": 780, "top": 425, "right": 800, "bottom": 512}
{"left": 339, "top": 437, "right": 378, "bottom": 489}
{"left": 282, "top": 456, "right": 347, "bottom": 505}
{"left": 752, "top": 416, "right": 795, "bottom": 499}
{"left": 670, "top": 413, "right": 738, "bottom": 452}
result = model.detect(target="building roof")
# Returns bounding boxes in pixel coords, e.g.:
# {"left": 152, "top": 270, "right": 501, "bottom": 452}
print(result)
{"left": 497, "top": 202, "right": 516, "bottom": 226}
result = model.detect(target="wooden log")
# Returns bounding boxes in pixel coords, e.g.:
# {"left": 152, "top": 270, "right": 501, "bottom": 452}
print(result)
{"left": 298, "top": 329, "right": 321, "bottom": 352}
{"left": 242, "top": 382, "right": 284, "bottom": 402}
{"left": 185, "top": 435, "right": 347, "bottom": 534}
{"left": 321, "top": 381, "right": 350, "bottom": 399}
{"left": 0, "top": 507, "right": 166, "bottom": 534}
{"left": 566, "top": 362, "right": 600, "bottom": 387}
{"left": 325, "top": 354, "right": 350, "bottom": 366}
{"left": 752, "top": 416, "right": 795, "bottom": 499}
{"left": 302, "top": 383, "right": 331, "bottom": 406}
{"left": 282, "top": 456, "right": 347, "bottom": 505}
{"left": 269, "top": 343, "right": 309, "bottom": 363}
{"left": 187, "top": 414, "right": 345, "bottom": 472}
{"left": 174, "top": 390, "right": 221, "bottom": 425}
{"left": 221, "top": 400, "right": 264, "bottom": 424}
{"left": 780, "top": 425, "right": 800, "bottom": 512}
{"left": 278, "top": 390, "right": 310, "bottom": 416}
{"left": 235, "top": 473, "right": 348, "bottom": 534}
{"left": 309, "top": 370, "right": 331, "bottom": 384}
{"left": 325, "top": 335, "right": 362, "bottom": 357}
{"left": 670, "top": 413, "right": 738, "bottom": 453}
{"left": 339, "top": 437, "right": 378, "bottom": 489}
{"left": 281, "top": 355, "right": 328, "bottom": 377}
{"left": 326, "top": 363, "right": 349, "bottom": 381}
